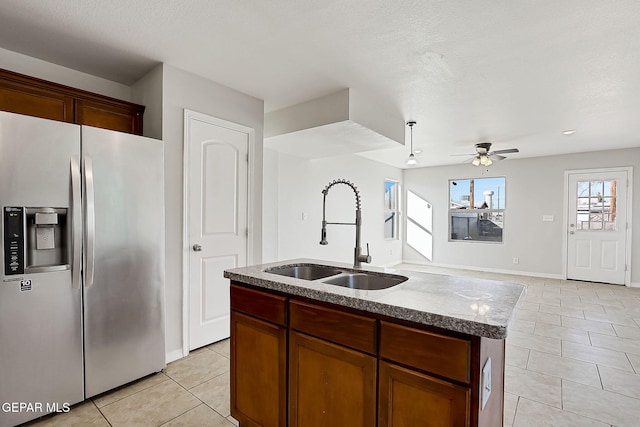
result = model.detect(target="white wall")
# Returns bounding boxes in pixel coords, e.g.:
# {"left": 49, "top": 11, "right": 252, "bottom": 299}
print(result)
{"left": 0, "top": 47, "right": 132, "bottom": 100}
{"left": 262, "top": 148, "right": 280, "bottom": 263}
{"left": 162, "top": 65, "right": 264, "bottom": 361}
{"left": 403, "top": 147, "right": 640, "bottom": 284}
{"left": 131, "top": 64, "right": 163, "bottom": 140}
{"left": 269, "top": 152, "right": 403, "bottom": 267}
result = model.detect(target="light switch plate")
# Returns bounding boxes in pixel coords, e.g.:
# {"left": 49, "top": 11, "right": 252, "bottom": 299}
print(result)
{"left": 481, "top": 357, "right": 491, "bottom": 410}
{"left": 543, "top": 215, "right": 554, "bottom": 222}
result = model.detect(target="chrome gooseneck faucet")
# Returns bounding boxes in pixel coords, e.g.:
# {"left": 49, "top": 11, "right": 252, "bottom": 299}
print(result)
{"left": 320, "top": 179, "right": 372, "bottom": 268}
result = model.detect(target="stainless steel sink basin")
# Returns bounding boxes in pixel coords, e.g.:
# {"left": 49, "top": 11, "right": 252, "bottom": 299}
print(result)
{"left": 265, "top": 264, "right": 342, "bottom": 280}
{"left": 323, "top": 273, "right": 408, "bottom": 290}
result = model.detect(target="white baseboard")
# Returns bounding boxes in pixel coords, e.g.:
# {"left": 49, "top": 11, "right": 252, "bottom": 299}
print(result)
{"left": 165, "top": 348, "right": 185, "bottom": 364}
{"left": 630, "top": 281, "right": 640, "bottom": 288}
{"left": 399, "top": 260, "right": 564, "bottom": 280}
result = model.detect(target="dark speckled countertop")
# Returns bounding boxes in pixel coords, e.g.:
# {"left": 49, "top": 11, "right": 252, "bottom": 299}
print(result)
{"left": 224, "top": 258, "right": 526, "bottom": 339}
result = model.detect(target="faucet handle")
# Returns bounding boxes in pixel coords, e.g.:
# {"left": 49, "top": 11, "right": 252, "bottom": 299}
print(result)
{"left": 361, "top": 243, "right": 372, "bottom": 264}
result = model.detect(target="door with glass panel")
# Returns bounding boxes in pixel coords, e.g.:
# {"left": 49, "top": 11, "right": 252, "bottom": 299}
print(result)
{"left": 567, "top": 170, "right": 629, "bottom": 285}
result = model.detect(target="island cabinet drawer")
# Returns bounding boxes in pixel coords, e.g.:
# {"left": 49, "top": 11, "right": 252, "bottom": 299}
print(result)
{"left": 289, "top": 300, "right": 377, "bottom": 354}
{"left": 231, "top": 284, "right": 287, "bottom": 327}
{"left": 380, "top": 321, "right": 471, "bottom": 384}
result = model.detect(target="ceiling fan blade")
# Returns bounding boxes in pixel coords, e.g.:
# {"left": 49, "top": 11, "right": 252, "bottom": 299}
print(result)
{"left": 450, "top": 153, "right": 477, "bottom": 156}
{"left": 489, "top": 154, "right": 506, "bottom": 161}
{"left": 492, "top": 148, "right": 519, "bottom": 154}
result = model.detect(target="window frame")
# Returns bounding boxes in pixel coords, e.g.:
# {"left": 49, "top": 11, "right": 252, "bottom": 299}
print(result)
{"left": 384, "top": 179, "right": 401, "bottom": 240}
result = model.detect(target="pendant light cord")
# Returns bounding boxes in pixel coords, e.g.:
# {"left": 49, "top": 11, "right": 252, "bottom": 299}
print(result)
{"left": 406, "top": 121, "right": 417, "bottom": 166}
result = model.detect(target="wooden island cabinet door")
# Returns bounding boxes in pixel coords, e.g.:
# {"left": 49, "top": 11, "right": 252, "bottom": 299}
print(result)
{"left": 289, "top": 331, "right": 376, "bottom": 427}
{"left": 379, "top": 361, "right": 470, "bottom": 427}
{"left": 230, "top": 311, "right": 287, "bottom": 427}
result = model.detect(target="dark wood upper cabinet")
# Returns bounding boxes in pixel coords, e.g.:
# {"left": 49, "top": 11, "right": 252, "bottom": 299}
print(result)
{"left": 75, "top": 98, "right": 143, "bottom": 135}
{"left": 0, "top": 76, "right": 74, "bottom": 122}
{"left": 0, "top": 68, "right": 144, "bottom": 135}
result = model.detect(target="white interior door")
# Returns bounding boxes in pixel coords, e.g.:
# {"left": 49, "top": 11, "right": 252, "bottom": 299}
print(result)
{"left": 567, "top": 170, "right": 629, "bottom": 285}
{"left": 186, "top": 111, "right": 249, "bottom": 350}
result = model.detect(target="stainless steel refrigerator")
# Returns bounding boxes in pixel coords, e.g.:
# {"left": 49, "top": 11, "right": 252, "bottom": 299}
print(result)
{"left": 0, "top": 111, "right": 165, "bottom": 427}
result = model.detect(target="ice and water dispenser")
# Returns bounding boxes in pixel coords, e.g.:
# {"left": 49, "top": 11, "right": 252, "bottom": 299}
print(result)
{"left": 3, "top": 206, "right": 69, "bottom": 275}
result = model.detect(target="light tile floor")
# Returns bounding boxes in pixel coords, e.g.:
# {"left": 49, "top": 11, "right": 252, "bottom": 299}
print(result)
{"left": 398, "top": 263, "right": 640, "bottom": 427}
{"left": 27, "top": 340, "right": 237, "bottom": 427}
{"left": 28, "top": 264, "right": 640, "bottom": 426}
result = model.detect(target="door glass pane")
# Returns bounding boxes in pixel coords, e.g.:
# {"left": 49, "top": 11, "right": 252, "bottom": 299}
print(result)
{"left": 577, "top": 181, "right": 591, "bottom": 197}
{"left": 576, "top": 180, "right": 617, "bottom": 231}
{"left": 603, "top": 180, "right": 614, "bottom": 197}
{"left": 605, "top": 196, "right": 617, "bottom": 230}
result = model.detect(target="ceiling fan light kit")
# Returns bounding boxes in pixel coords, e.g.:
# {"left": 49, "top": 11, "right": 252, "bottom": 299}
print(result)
{"left": 459, "top": 141, "right": 520, "bottom": 167}
{"left": 406, "top": 121, "right": 418, "bottom": 166}
{"left": 472, "top": 154, "right": 492, "bottom": 167}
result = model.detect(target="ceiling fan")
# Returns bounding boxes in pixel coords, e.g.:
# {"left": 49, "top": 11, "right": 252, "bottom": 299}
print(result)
{"left": 456, "top": 142, "right": 520, "bottom": 166}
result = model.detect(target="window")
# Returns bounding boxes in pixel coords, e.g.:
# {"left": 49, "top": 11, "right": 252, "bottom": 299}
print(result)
{"left": 384, "top": 180, "right": 400, "bottom": 239}
{"left": 449, "top": 177, "right": 506, "bottom": 242}
{"left": 576, "top": 180, "right": 618, "bottom": 231}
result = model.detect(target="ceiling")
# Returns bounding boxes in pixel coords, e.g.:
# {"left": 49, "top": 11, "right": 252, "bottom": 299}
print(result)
{"left": 1, "top": 0, "right": 639, "bottom": 168}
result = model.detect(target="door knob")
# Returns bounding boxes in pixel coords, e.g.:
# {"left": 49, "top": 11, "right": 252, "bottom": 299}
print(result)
{"left": 193, "top": 244, "right": 202, "bottom": 251}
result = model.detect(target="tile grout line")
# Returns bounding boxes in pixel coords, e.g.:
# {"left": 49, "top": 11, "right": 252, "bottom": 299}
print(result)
{"left": 625, "top": 353, "right": 637, "bottom": 374}
{"left": 162, "top": 374, "right": 220, "bottom": 426}
{"left": 156, "top": 403, "right": 204, "bottom": 427}
{"left": 91, "top": 373, "right": 172, "bottom": 411}
{"left": 166, "top": 360, "right": 233, "bottom": 422}
{"left": 90, "top": 399, "right": 113, "bottom": 427}
{"left": 510, "top": 395, "right": 520, "bottom": 426}
{"left": 595, "top": 364, "right": 604, "bottom": 390}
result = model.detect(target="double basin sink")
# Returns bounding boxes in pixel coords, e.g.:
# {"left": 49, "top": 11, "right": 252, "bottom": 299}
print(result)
{"left": 264, "top": 264, "right": 408, "bottom": 290}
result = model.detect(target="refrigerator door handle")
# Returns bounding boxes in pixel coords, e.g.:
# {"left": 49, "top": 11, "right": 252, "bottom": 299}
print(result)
{"left": 83, "top": 155, "right": 96, "bottom": 288}
{"left": 70, "top": 156, "right": 82, "bottom": 290}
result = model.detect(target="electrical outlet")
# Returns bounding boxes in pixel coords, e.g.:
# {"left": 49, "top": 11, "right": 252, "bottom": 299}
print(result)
{"left": 513, "top": 257, "right": 519, "bottom": 264}
{"left": 481, "top": 357, "right": 492, "bottom": 410}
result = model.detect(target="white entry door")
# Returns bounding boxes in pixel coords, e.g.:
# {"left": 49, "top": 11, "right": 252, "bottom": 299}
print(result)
{"left": 186, "top": 110, "right": 250, "bottom": 350}
{"left": 567, "top": 170, "right": 629, "bottom": 285}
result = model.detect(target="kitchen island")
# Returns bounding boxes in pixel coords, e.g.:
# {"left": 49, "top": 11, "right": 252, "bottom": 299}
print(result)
{"left": 224, "top": 259, "right": 525, "bottom": 427}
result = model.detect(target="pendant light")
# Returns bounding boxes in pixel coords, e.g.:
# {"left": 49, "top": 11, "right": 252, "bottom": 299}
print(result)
{"left": 406, "top": 121, "right": 418, "bottom": 166}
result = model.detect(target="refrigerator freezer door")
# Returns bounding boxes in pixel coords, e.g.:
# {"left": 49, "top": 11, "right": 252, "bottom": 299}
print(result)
{"left": 81, "top": 126, "right": 165, "bottom": 398}
{"left": 0, "top": 112, "right": 83, "bottom": 427}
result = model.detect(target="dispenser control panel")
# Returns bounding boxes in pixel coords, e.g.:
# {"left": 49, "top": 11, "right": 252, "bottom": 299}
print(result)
{"left": 4, "top": 207, "right": 25, "bottom": 275}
